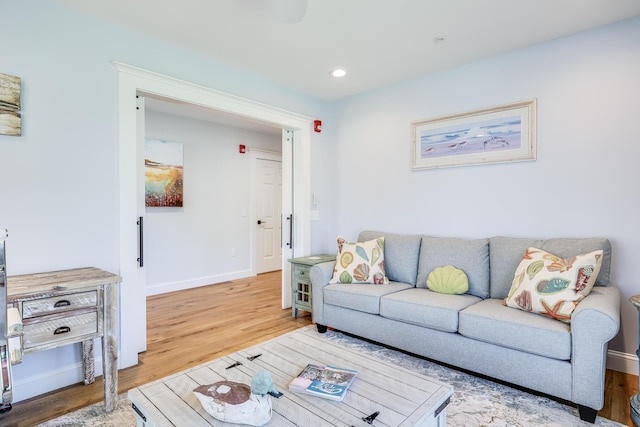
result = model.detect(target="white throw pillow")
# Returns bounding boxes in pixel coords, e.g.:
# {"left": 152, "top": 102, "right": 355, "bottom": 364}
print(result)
{"left": 330, "top": 236, "right": 388, "bottom": 284}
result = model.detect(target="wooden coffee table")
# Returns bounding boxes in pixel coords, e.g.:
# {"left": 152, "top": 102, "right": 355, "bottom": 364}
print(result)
{"left": 128, "top": 327, "right": 452, "bottom": 426}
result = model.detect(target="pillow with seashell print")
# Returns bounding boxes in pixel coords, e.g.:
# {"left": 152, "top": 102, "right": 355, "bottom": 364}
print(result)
{"left": 503, "top": 247, "right": 603, "bottom": 323}
{"left": 329, "top": 236, "right": 389, "bottom": 284}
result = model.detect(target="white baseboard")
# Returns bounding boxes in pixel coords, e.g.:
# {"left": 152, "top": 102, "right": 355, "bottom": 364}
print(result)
{"left": 12, "top": 356, "right": 104, "bottom": 403}
{"left": 607, "top": 349, "right": 639, "bottom": 376}
{"left": 145, "top": 269, "right": 253, "bottom": 296}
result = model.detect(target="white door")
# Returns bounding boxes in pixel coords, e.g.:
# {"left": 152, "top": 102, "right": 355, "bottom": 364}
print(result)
{"left": 134, "top": 95, "right": 147, "bottom": 354}
{"left": 255, "top": 157, "right": 283, "bottom": 273}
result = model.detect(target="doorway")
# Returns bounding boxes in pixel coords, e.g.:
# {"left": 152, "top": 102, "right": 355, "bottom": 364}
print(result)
{"left": 114, "top": 62, "right": 312, "bottom": 369}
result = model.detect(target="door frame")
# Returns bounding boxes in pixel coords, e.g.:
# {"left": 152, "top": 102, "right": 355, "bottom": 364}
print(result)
{"left": 250, "top": 149, "right": 283, "bottom": 276}
{"left": 114, "top": 62, "right": 312, "bottom": 369}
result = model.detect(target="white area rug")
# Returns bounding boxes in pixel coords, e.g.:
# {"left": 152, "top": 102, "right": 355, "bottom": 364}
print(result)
{"left": 37, "top": 327, "right": 624, "bottom": 426}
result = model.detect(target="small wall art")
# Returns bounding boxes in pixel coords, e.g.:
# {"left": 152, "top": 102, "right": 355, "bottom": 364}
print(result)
{"left": 411, "top": 99, "right": 536, "bottom": 170}
{"left": 0, "top": 73, "right": 21, "bottom": 136}
{"left": 145, "top": 139, "right": 184, "bottom": 207}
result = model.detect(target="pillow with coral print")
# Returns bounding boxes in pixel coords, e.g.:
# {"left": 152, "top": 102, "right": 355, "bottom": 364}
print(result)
{"left": 504, "top": 247, "right": 603, "bottom": 323}
{"left": 329, "top": 236, "right": 388, "bottom": 284}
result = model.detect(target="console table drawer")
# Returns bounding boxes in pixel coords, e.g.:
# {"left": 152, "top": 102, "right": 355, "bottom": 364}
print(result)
{"left": 23, "top": 310, "right": 98, "bottom": 349}
{"left": 22, "top": 291, "right": 97, "bottom": 319}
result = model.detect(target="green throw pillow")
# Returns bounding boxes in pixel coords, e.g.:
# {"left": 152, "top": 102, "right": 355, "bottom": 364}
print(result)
{"left": 427, "top": 265, "right": 469, "bottom": 294}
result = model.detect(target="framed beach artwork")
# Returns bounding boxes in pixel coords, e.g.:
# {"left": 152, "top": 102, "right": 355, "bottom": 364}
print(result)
{"left": 145, "top": 139, "right": 184, "bottom": 207}
{"left": 411, "top": 99, "right": 536, "bottom": 170}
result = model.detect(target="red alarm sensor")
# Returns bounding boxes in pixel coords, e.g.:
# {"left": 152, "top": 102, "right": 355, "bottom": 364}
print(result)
{"left": 239, "top": 144, "right": 246, "bottom": 153}
{"left": 314, "top": 120, "right": 322, "bottom": 133}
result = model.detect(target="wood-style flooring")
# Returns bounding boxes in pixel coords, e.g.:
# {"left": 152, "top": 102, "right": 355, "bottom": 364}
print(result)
{"left": 2, "top": 270, "right": 637, "bottom": 426}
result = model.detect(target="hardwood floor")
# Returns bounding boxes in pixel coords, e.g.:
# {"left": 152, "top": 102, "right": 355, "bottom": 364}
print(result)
{"left": 2, "top": 270, "right": 638, "bottom": 426}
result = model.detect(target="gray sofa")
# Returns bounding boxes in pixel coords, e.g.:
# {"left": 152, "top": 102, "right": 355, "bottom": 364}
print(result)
{"left": 310, "top": 231, "right": 621, "bottom": 423}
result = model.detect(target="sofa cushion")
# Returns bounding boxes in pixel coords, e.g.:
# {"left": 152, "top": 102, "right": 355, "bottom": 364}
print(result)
{"left": 427, "top": 265, "right": 469, "bottom": 294}
{"left": 358, "top": 231, "right": 422, "bottom": 286}
{"left": 504, "top": 247, "right": 603, "bottom": 323}
{"left": 323, "top": 282, "right": 413, "bottom": 314}
{"left": 459, "top": 298, "right": 571, "bottom": 360}
{"left": 380, "top": 288, "right": 480, "bottom": 332}
{"left": 489, "top": 237, "right": 612, "bottom": 299}
{"left": 416, "top": 236, "right": 490, "bottom": 299}
{"left": 330, "top": 236, "right": 388, "bottom": 284}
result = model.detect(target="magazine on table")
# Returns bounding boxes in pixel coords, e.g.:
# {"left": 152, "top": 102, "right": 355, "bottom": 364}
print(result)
{"left": 289, "top": 364, "right": 358, "bottom": 401}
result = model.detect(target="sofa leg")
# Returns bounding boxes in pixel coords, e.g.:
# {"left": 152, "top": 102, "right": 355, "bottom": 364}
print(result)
{"left": 578, "top": 405, "right": 597, "bottom": 423}
{"left": 316, "top": 324, "right": 327, "bottom": 333}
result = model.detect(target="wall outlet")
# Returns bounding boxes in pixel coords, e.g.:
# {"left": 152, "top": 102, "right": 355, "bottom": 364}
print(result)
{"left": 231, "top": 248, "right": 237, "bottom": 257}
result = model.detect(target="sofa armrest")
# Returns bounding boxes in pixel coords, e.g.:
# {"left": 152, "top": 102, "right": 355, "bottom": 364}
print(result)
{"left": 570, "top": 285, "right": 621, "bottom": 410}
{"left": 310, "top": 261, "right": 336, "bottom": 326}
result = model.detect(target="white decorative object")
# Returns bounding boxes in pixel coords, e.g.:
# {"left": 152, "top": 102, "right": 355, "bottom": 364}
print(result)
{"left": 193, "top": 381, "right": 273, "bottom": 426}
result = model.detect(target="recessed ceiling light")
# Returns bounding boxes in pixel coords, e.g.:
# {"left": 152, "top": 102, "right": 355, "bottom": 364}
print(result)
{"left": 331, "top": 69, "right": 346, "bottom": 78}
{"left": 434, "top": 35, "right": 446, "bottom": 44}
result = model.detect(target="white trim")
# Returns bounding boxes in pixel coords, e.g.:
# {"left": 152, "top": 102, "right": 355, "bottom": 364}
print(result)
{"left": 607, "top": 349, "right": 639, "bottom": 376}
{"left": 12, "top": 348, "right": 104, "bottom": 403}
{"left": 146, "top": 270, "right": 253, "bottom": 296}
{"left": 113, "top": 61, "right": 312, "bottom": 369}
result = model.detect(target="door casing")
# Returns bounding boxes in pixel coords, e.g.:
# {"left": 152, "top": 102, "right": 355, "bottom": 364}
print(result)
{"left": 114, "top": 62, "right": 312, "bottom": 369}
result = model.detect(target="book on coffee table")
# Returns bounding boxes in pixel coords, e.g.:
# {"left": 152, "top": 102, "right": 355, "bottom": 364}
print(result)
{"left": 289, "top": 364, "right": 358, "bottom": 401}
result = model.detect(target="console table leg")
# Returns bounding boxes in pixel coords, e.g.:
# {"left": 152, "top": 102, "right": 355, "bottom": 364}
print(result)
{"left": 81, "top": 339, "right": 95, "bottom": 385}
{"left": 102, "top": 282, "right": 119, "bottom": 413}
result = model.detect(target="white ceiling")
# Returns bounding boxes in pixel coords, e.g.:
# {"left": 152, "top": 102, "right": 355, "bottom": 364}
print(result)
{"left": 55, "top": 0, "right": 640, "bottom": 101}
{"left": 53, "top": 0, "right": 640, "bottom": 134}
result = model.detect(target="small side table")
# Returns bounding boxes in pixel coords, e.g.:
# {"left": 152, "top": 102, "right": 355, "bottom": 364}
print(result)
{"left": 288, "top": 254, "right": 335, "bottom": 318}
{"left": 631, "top": 294, "right": 640, "bottom": 426}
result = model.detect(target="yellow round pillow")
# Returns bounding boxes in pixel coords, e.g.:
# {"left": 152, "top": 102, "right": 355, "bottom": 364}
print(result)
{"left": 426, "top": 265, "right": 469, "bottom": 294}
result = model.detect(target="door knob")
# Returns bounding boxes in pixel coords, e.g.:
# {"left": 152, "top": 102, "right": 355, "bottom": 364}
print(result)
{"left": 257, "top": 220, "right": 263, "bottom": 225}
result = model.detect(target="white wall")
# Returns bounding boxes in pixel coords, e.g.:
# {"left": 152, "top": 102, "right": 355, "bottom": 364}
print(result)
{"left": 144, "top": 110, "right": 281, "bottom": 295}
{"left": 330, "top": 17, "right": 640, "bottom": 364}
{"left": 3, "top": 0, "right": 637, "bottom": 403}
{"left": 1, "top": 0, "right": 332, "bottom": 402}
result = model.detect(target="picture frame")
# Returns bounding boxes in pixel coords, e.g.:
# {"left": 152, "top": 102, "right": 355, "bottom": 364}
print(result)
{"left": 144, "top": 139, "right": 184, "bottom": 207}
{"left": 0, "top": 73, "right": 22, "bottom": 137}
{"left": 411, "top": 99, "right": 536, "bottom": 170}
{"left": 0, "top": 73, "right": 21, "bottom": 111}
{"left": 0, "top": 111, "right": 21, "bottom": 137}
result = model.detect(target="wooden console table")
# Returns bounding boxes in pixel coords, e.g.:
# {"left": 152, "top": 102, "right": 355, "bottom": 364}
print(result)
{"left": 7, "top": 267, "right": 121, "bottom": 412}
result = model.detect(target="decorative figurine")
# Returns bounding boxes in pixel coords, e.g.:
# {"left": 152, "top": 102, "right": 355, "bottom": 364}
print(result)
{"left": 193, "top": 370, "right": 279, "bottom": 426}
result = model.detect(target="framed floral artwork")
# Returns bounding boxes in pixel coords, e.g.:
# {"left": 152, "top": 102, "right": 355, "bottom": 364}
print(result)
{"left": 145, "top": 139, "right": 184, "bottom": 207}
